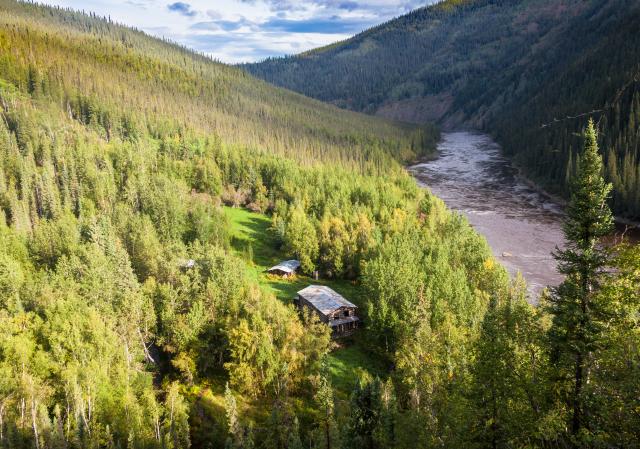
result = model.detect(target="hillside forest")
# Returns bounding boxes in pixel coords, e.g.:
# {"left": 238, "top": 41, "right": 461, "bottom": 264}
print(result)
{"left": 0, "top": 1, "right": 638, "bottom": 449}
{"left": 245, "top": 0, "right": 640, "bottom": 219}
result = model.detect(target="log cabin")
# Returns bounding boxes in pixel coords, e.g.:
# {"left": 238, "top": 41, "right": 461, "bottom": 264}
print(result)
{"left": 296, "top": 285, "right": 359, "bottom": 337}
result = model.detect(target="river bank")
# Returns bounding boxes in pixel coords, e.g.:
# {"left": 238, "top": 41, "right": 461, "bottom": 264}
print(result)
{"left": 409, "top": 132, "right": 565, "bottom": 302}
{"left": 512, "top": 163, "right": 640, "bottom": 242}
{"left": 411, "top": 131, "right": 640, "bottom": 302}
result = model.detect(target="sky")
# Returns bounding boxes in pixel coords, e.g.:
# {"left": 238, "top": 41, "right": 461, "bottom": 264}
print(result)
{"left": 39, "top": 0, "right": 435, "bottom": 63}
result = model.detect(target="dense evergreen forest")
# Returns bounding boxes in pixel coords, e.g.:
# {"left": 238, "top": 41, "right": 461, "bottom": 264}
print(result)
{"left": 0, "top": 1, "right": 638, "bottom": 449}
{"left": 245, "top": 0, "right": 640, "bottom": 219}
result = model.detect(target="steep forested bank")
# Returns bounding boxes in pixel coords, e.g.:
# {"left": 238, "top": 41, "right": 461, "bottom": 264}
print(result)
{"left": 245, "top": 0, "right": 640, "bottom": 219}
{"left": 0, "top": 1, "right": 638, "bottom": 448}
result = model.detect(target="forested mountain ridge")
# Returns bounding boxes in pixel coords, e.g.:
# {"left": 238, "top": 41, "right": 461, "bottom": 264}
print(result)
{"left": 244, "top": 0, "right": 640, "bottom": 218}
{"left": 0, "top": 1, "right": 638, "bottom": 448}
{"left": 0, "top": 0, "right": 436, "bottom": 172}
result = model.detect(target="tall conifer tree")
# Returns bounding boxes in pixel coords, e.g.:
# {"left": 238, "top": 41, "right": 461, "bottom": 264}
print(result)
{"left": 548, "top": 119, "right": 613, "bottom": 442}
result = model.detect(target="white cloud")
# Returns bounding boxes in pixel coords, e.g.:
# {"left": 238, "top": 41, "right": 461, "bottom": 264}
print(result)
{"left": 39, "top": 0, "right": 435, "bottom": 63}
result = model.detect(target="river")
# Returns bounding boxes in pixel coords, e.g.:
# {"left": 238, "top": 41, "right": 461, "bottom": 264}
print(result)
{"left": 410, "top": 132, "right": 565, "bottom": 301}
{"left": 410, "top": 132, "right": 640, "bottom": 301}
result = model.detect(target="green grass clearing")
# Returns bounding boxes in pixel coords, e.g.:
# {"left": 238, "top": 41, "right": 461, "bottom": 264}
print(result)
{"left": 223, "top": 206, "right": 389, "bottom": 395}
{"left": 224, "top": 206, "right": 362, "bottom": 306}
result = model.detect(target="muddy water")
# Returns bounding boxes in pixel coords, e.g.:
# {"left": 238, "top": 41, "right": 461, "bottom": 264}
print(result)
{"left": 410, "top": 132, "right": 565, "bottom": 301}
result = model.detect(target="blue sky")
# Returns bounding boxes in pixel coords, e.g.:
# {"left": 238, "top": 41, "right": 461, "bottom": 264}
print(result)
{"left": 39, "top": 0, "right": 435, "bottom": 63}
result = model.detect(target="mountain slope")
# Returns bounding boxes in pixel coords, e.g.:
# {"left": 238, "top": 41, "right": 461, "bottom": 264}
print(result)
{"left": 0, "top": 0, "right": 437, "bottom": 172}
{"left": 1, "top": 2, "right": 639, "bottom": 449}
{"left": 245, "top": 0, "right": 640, "bottom": 218}
{"left": 0, "top": 2, "right": 506, "bottom": 448}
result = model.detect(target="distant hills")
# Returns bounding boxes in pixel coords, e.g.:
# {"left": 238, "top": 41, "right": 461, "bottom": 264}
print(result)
{"left": 0, "top": 0, "right": 435, "bottom": 173}
{"left": 245, "top": 0, "right": 640, "bottom": 219}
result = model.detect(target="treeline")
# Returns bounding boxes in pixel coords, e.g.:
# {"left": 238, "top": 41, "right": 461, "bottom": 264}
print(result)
{"left": 245, "top": 0, "right": 640, "bottom": 219}
{"left": 244, "top": 0, "right": 525, "bottom": 113}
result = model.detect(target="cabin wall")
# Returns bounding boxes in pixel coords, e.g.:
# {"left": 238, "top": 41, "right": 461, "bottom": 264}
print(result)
{"left": 328, "top": 307, "right": 356, "bottom": 320}
{"left": 332, "top": 321, "right": 358, "bottom": 337}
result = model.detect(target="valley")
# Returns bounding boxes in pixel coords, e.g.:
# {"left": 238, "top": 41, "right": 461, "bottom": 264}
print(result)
{"left": 246, "top": 0, "right": 640, "bottom": 220}
{"left": 0, "top": 0, "right": 638, "bottom": 447}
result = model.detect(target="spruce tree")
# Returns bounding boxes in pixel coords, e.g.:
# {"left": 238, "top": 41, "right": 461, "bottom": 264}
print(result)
{"left": 287, "top": 417, "right": 304, "bottom": 449}
{"left": 548, "top": 119, "right": 613, "bottom": 442}
{"left": 315, "top": 364, "right": 336, "bottom": 449}
{"left": 224, "top": 384, "right": 242, "bottom": 449}
{"left": 471, "top": 294, "right": 508, "bottom": 449}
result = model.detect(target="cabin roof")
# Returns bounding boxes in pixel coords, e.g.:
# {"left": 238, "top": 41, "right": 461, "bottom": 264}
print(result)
{"left": 267, "top": 259, "right": 301, "bottom": 274}
{"left": 297, "top": 285, "right": 357, "bottom": 316}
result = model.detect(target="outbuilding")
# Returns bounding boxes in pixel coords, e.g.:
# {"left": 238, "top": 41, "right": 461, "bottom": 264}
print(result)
{"left": 296, "top": 285, "right": 359, "bottom": 337}
{"left": 267, "top": 260, "right": 301, "bottom": 277}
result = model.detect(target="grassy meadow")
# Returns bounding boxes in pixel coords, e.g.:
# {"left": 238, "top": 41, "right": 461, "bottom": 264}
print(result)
{"left": 224, "top": 206, "right": 389, "bottom": 399}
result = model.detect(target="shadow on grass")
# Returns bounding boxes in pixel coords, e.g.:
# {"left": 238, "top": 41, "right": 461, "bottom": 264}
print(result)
{"left": 267, "top": 278, "right": 308, "bottom": 303}
{"left": 188, "top": 386, "right": 227, "bottom": 448}
{"left": 327, "top": 336, "right": 391, "bottom": 400}
{"left": 228, "top": 210, "right": 283, "bottom": 269}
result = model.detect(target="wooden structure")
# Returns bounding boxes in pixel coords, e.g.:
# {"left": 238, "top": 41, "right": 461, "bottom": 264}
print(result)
{"left": 267, "top": 260, "right": 301, "bottom": 277}
{"left": 296, "top": 285, "right": 359, "bottom": 337}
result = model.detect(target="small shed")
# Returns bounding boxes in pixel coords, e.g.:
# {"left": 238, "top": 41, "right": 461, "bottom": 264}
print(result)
{"left": 267, "top": 260, "right": 301, "bottom": 277}
{"left": 296, "top": 285, "right": 359, "bottom": 337}
{"left": 180, "top": 259, "right": 196, "bottom": 269}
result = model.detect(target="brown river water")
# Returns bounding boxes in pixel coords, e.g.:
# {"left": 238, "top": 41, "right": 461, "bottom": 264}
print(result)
{"left": 409, "top": 132, "right": 638, "bottom": 302}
